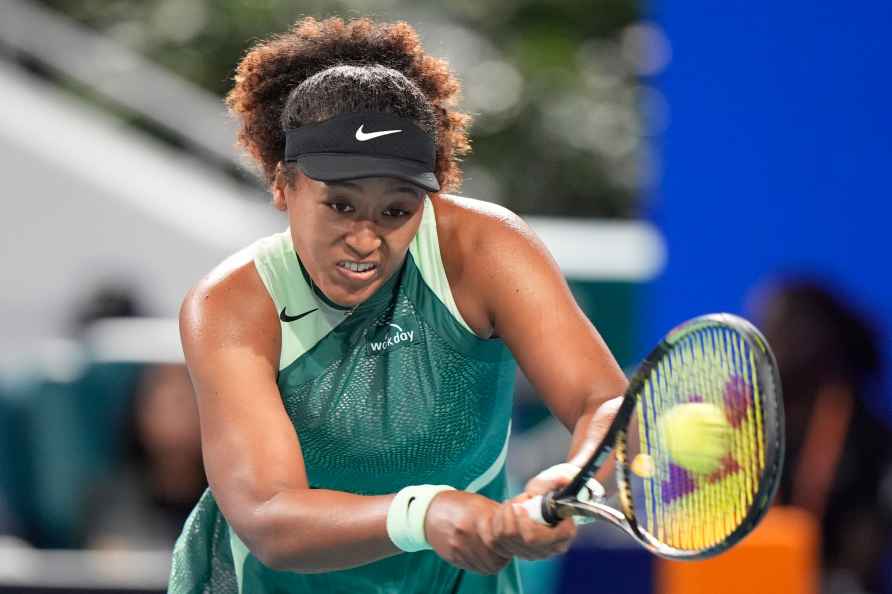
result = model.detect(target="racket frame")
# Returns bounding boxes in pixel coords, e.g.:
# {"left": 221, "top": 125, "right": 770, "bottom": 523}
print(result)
{"left": 539, "top": 313, "right": 785, "bottom": 560}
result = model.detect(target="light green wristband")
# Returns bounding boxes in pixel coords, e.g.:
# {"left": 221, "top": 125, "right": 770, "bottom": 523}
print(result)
{"left": 386, "top": 484, "right": 455, "bottom": 552}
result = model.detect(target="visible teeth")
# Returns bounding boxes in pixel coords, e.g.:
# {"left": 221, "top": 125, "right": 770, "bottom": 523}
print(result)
{"left": 341, "top": 261, "right": 376, "bottom": 272}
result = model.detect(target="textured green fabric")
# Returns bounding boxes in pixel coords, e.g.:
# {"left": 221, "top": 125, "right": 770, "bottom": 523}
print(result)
{"left": 279, "top": 259, "right": 515, "bottom": 496}
{"left": 169, "top": 201, "right": 520, "bottom": 593}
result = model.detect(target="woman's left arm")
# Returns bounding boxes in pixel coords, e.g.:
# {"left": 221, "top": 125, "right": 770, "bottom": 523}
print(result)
{"left": 467, "top": 206, "right": 629, "bottom": 467}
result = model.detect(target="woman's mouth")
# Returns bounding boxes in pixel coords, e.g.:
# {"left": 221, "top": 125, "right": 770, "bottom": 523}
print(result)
{"left": 336, "top": 260, "right": 378, "bottom": 281}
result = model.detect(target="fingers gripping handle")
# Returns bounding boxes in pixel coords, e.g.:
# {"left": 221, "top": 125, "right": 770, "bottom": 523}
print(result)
{"left": 519, "top": 463, "right": 606, "bottom": 526}
{"left": 520, "top": 492, "right": 559, "bottom": 526}
{"left": 520, "top": 496, "right": 547, "bottom": 525}
{"left": 520, "top": 478, "right": 605, "bottom": 526}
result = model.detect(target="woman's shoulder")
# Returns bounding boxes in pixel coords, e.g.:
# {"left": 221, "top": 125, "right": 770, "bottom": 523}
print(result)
{"left": 432, "top": 193, "right": 521, "bottom": 225}
{"left": 431, "top": 194, "right": 539, "bottom": 258}
{"left": 431, "top": 193, "right": 532, "bottom": 252}
{"left": 430, "top": 194, "right": 543, "bottom": 338}
{"left": 188, "top": 243, "right": 259, "bottom": 299}
{"left": 181, "top": 240, "right": 276, "bottom": 332}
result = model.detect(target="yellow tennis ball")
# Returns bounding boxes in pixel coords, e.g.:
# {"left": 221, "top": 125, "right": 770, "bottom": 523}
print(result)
{"left": 658, "top": 402, "right": 732, "bottom": 474}
{"left": 631, "top": 453, "right": 655, "bottom": 478}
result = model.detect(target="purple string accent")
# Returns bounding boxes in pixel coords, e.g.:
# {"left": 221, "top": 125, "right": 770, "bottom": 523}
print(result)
{"left": 724, "top": 375, "right": 753, "bottom": 428}
{"left": 661, "top": 463, "right": 696, "bottom": 504}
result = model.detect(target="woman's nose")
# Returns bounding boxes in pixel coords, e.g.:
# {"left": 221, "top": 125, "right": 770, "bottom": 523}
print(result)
{"left": 344, "top": 222, "right": 382, "bottom": 257}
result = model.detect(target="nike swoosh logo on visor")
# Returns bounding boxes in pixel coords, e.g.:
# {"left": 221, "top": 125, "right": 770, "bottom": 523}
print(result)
{"left": 355, "top": 125, "right": 403, "bottom": 141}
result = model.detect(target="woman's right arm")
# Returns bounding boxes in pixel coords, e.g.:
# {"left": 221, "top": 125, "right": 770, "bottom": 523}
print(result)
{"left": 180, "top": 258, "right": 404, "bottom": 571}
{"left": 179, "top": 258, "right": 512, "bottom": 574}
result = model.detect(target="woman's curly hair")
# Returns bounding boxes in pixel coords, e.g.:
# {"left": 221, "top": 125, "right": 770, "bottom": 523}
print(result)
{"left": 226, "top": 17, "right": 471, "bottom": 192}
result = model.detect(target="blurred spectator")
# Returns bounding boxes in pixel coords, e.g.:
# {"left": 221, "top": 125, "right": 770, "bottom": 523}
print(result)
{"left": 70, "top": 283, "right": 146, "bottom": 338}
{"left": 751, "top": 279, "right": 892, "bottom": 594}
{"left": 0, "top": 283, "right": 149, "bottom": 548}
{"left": 83, "top": 363, "right": 205, "bottom": 550}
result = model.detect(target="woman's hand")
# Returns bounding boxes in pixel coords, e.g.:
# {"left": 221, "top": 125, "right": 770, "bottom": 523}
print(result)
{"left": 425, "top": 468, "right": 580, "bottom": 574}
{"left": 522, "top": 461, "right": 584, "bottom": 500}
{"left": 481, "top": 464, "right": 580, "bottom": 561}
{"left": 483, "top": 492, "right": 576, "bottom": 561}
{"left": 424, "top": 491, "right": 512, "bottom": 575}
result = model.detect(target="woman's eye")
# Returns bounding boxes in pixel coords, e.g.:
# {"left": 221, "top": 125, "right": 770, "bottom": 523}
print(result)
{"left": 328, "top": 202, "right": 353, "bottom": 213}
{"left": 383, "top": 208, "right": 409, "bottom": 218}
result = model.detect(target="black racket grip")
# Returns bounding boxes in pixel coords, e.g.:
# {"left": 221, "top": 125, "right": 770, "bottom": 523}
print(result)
{"left": 540, "top": 491, "right": 562, "bottom": 526}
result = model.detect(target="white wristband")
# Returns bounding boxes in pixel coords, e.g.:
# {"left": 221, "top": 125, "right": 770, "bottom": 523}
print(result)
{"left": 386, "top": 484, "right": 455, "bottom": 552}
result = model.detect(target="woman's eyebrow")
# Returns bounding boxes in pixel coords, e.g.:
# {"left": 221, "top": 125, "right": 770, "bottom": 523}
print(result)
{"left": 389, "top": 186, "right": 424, "bottom": 198}
{"left": 325, "top": 181, "right": 362, "bottom": 192}
{"left": 325, "top": 181, "right": 422, "bottom": 198}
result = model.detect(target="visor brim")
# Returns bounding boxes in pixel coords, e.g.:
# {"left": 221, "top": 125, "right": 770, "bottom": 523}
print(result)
{"left": 295, "top": 154, "right": 440, "bottom": 193}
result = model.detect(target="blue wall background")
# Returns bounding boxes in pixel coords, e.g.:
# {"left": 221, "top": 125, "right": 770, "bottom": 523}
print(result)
{"left": 644, "top": 2, "right": 892, "bottom": 420}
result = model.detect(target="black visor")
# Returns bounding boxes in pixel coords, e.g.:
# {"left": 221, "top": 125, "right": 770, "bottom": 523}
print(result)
{"left": 284, "top": 112, "right": 440, "bottom": 192}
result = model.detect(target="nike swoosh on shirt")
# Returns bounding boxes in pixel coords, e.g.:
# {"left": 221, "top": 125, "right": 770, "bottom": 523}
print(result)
{"left": 279, "top": 307, "right": 318, "bottom": 323}
{"left": 355, "top": 125, "right": 402, "bottom": 141}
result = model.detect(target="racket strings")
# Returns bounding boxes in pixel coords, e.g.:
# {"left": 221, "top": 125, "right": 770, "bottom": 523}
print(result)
{"left": 634, "top": 326, "right": 766, "bottom": 552}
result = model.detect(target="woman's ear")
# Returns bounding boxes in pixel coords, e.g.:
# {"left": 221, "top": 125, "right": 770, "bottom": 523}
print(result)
{"left": 272, "top": 162, "right": 288, "bottom": 211}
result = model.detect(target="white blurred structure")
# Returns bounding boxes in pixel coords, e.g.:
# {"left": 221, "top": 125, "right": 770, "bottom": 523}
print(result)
{"left": 0, "top": 61, "right": 282, "bottom": 357}
{"left": 0, "top": 540, "right": 171, "bottom": 591}
{"left": 0, "top": 0, "right": 247, "bottom": 171}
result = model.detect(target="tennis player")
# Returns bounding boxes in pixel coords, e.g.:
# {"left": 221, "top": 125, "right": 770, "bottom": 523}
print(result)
{"left": 169, "top": 17, "right": 628, "bottom": 594}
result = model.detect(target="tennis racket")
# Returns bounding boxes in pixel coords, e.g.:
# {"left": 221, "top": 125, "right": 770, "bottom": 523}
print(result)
{"left": 520, "top": 313, "right": 784, "bottom": 560}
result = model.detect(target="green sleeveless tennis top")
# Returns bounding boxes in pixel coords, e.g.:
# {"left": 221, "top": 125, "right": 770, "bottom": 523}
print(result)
{"left": 169, "top": 197, "right": 522, "bottom": 594}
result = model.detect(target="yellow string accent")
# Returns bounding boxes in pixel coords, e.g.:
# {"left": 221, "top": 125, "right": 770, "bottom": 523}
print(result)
{"left": 639, "top": 379, "right": 655, "bottom": 537}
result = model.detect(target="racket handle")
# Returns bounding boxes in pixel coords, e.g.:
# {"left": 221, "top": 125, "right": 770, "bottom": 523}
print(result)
{"left": 519, "top": 492, "right": 561, "bottom": 526}
{"left": 519, "top": 496, "right": 547, "bottom": 524}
